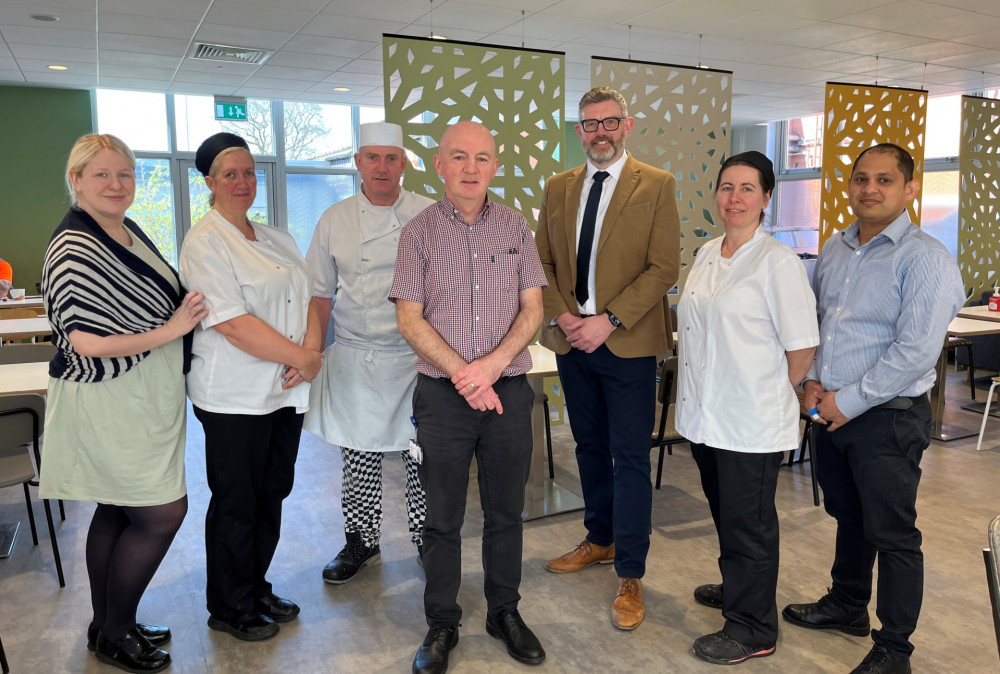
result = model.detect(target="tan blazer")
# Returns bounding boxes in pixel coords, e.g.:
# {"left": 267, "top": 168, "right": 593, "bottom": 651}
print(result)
{"left": 535, "top": 154, "right": 680, "bottom": 358}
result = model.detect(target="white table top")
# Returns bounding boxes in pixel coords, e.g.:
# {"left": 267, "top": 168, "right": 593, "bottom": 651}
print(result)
{"left": 528, "top": 344, "right": 558, "bottom": 378}
{"left": 947, "top": 316, "right": 1000, "bottom": 337}
{"left": 0, "top": 296, "right": 44, "bottom": 309}
{"left": 957, "top": 305, "right": 1000, "bottom": 323}
{"left": 0, "top": 317, "right": 52, "bottom": 339}
{"left": 0, "top": 361, "right": 49, "bottom": 396}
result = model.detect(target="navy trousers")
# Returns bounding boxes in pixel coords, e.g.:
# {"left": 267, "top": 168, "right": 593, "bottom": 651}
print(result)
{"left": 556, "top": 345, "right": 655, "bottom": 578}
{"left": 815, "top": 397, "right": 930, "bottom": 658}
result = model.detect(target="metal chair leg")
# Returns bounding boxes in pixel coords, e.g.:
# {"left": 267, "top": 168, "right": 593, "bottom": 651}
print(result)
{"left": 40, "top": 498, "right": 65, "bottom": 587}
{"left": 967, "top": 344, "right": 976, "bottom": 401}
{"left": 0, "top": 630, "right": 9, "bottom": 674}
{"left": 977, "top": 380, "right": 1000, "bottom": 452}
{"left": 542, "top": 394, "right": 554, "bottom": 480}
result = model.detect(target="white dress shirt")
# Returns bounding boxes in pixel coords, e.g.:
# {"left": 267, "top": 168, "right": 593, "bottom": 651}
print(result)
{"left": 576, "top": 151, "right": 628, "bottom": 315}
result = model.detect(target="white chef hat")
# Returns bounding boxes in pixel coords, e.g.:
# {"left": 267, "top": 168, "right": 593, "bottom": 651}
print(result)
{"left": 360, "top": 122, "right": 404, "bottom": 149}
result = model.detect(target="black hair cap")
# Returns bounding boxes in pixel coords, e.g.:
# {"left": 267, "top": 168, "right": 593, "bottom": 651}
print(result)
{"left": 195, "top": 132, "right": 249, "bottom": 177}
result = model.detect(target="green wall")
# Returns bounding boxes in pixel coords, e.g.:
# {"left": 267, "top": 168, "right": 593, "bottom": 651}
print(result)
{"left": 0, "top": 86, "right": 94, "bottom": 293}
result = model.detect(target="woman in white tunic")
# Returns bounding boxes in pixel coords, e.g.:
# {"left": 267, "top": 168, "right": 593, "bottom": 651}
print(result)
{"left": 676, "top": 151, "right": 819, "bottom": 666}
{"left": 40, "top": 134, "right": 207, "bottom": 673}
{"left": 179, "top": 132, "right": 322, "bottom": 643}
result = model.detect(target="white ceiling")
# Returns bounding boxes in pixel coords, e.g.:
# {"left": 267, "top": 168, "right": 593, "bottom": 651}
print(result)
{"left": 2, "top": 0, "right": 1000, "bottom": 125}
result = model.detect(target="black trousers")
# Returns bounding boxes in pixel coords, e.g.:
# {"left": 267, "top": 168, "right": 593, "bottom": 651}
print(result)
{"left": 691, "top": 443, "right": 783, "bottom": 648}
{"left": 413, "top": 374, "right": 533, "bottom": 627}
{"left": 555, "top": 345, "right": 655, "bottom": 578}
{"left": 815, "top": 397, "right": 930, "bottom": 658}
{"left": 193, "top": 405, "right": 303, "bottom": 620}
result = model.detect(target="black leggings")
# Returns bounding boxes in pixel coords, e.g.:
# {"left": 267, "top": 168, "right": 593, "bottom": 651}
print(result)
{"left": 86, "top": 497, "right": 187, "bottom": 641}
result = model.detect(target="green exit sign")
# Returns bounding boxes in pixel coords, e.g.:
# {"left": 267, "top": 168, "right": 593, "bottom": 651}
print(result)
{"left": 214, "top": 96, "right": 248, "bottom": 121}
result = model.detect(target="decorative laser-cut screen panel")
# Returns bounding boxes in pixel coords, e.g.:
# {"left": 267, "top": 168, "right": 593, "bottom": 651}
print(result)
{"left": 382, "top": 35, "right": 564, "bottom": 230}
{"left": 819, "top": 83, "right": 927, "bottom": 249}
{"left": 959, "top": 95, "right": 1000, "bottom": 302}
{"left": 591, "top": 58, "right": 731, "bottom": 293}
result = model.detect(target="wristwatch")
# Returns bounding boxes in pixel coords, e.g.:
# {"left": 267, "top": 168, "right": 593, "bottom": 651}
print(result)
{"left": 605, "top": 309, "right": 622, "bottom": 327}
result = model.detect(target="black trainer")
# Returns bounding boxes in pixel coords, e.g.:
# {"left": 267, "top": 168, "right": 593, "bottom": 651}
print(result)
{"left": 851, "top": 645, "right": 911, "bottom": 674}
{"left": 692, "top": 630, "right": 775, "bottom": 665}
{"left": 322, "top": 533, "right": 380, "bottom": 584}
{"left": 694, "top": 583, "right": 723, "bottom": 609}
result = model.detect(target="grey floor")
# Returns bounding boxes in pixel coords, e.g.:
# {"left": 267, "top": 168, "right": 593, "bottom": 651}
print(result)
{"left": 3, "top": 369, "right": 1000, "bottom": 673}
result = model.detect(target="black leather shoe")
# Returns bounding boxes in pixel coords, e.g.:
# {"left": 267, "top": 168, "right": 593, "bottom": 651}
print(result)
{"left": 322, "top": 535, "right": 380, "bottom": 584}
{"left": 485, "top": 610, "right": 545, "bottom": 665}
{"left": 88, "top": 623, "right": 170, "bottom": 652}
{"left": 95, "top": 627, "right": 170, "bottom": 673}
{"left": 207, "top": 610, "right": 279, "bottom": 641}
{"left": 851, "top": 644, "right": 911, "bottom": 673}
{"left": 255, "top": 593, "right": 300, "bottom": 623}
{"left": 412, "top": 625, "right": 459, "bottom": 674}
{"left": 694, "top": 583, "right": 723, "bottom": 610}
{"left": 782, "top": 594, "right": 870, "bottom": 636}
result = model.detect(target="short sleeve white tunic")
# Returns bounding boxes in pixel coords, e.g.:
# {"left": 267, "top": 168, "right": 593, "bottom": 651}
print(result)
{"left": 179, "top": 209, "right": 312, "bottom": 415}
{"left": 675, "top": 228, "right": 819, "bottom": 453}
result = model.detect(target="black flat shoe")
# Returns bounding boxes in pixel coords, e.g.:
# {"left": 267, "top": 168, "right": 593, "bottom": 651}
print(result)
{"left": 693, "top": 583, "right": 723, "bottom": 610}
{"left": 207, "top": 611, "right": 279, "bottom": 642}
{"left": 485, "top": 610, "right": 545, "bottom": 665}
{"left": 413, "top": 625, "right": 459, "bottom": 674}
{"left": 255, "top": 593, "right": 300, "bottom": 623}
{"left": 88, "top": 623, "right": 171, "bottom": 652}
{"left": 782, "top": 595, "right": 870, "bottom": 636}
{"left": 95, "top": 627, "right": 170, "bottom": 673}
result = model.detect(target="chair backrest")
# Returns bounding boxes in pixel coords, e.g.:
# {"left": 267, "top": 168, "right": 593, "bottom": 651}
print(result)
{"left": 657, "top": 355, "right": 678, "bottom": 406}
{"left": 0, "top": 395, "right": 46, "bottom": 450}
{"left": 0, "top": 343, "right": 56, "bottom": 365}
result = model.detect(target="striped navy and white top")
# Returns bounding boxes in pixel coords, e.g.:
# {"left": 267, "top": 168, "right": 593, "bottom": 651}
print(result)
{"left": 42, "top": 207, "right": 184, "bottom": 383}
{"left": 806, "top": 210, "right": 965, "bottom": 420}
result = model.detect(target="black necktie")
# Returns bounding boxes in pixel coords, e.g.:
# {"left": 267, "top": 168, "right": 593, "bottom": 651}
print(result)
{"left": 576, "top": 170, "right": 610, "bottom": 306}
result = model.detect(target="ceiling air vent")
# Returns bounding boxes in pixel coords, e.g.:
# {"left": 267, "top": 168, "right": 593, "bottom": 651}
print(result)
{"left": 190, "top": 42, "right": 270, "bottom": 65}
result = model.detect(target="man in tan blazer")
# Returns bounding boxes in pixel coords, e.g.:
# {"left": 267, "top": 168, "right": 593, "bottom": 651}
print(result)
{"left": 537, "top": 86, "right": 680, "bottom": 630}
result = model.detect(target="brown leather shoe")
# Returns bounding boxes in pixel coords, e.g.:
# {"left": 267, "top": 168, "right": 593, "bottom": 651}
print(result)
{"left": 545, "top": 540, "right": 615, "bottom": 573}
{"left": 611, "top": 578, "right": 644, "bottom": 630}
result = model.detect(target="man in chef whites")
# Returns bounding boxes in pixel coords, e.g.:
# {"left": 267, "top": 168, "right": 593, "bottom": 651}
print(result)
{"left": 304, "top": 122, "right": 435, "bottom": 584}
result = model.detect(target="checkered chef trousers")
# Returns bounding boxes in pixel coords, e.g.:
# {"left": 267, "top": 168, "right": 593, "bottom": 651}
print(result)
{"left": 341, "top": 447, "right": 426, "bottom": 548}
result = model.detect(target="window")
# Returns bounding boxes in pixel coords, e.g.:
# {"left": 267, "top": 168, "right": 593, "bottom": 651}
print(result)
{"left": 175, "top": 95, "right": 275, "bottom": 156}
{"left": 283, "top": 102, "right": 353, "bottom": 166}
{"left": 96, "top": 90, "right": 169, "bottom": 152}
{"left": 926, "top": 95, "right": 960, "bottom": 160}
{"left": 784, "top": 114, "right": 823, "bottom": 170}
{"left": 920, "top": 170, "right": 958, "bottom": 258}
{"left": 128, "top": 159, "right": 177, "bottom": 265}
{"left": 285, "top": 174, "right": 357, "bottom": 253}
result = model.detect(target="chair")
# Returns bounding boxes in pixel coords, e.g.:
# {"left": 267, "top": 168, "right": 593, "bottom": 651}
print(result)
{"left": 976, "top": 377, "right": 1000, "bottom": 452}
{"left": 651, "top": 356, "right": 685, "bottom": 490}
{"left": 947, "top": 336, "right": 976, "bottom": 400}
{"left": 983, "top": 514, "right": 1000, "bottom": 661}
{"left": 787, "top": 390, "right": 821, "bottom": 506}
{"left": 0, "top": 630, "right": 8, "bottom": 674}
{"left": 0, "top": 394, "right": 65, "bottom": 587}
{"left": 0, "top": 308, "right": 39, "bottom": 320}
{"left": 0, "top": 343, "right": 56, "bottom": 365}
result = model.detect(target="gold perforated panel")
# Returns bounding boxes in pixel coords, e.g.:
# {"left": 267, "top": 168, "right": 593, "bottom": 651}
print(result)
{"left": 592, "top": 58, "right": 731, "bottom": 292}
{"left": 959, "top": 95, "right": 1000, "bottom": 302}
{"left": 382, "top": 35, "right": 564, "bottom": 230}
{"left": 819, "top": 83, "right": 927, "bottom": 249}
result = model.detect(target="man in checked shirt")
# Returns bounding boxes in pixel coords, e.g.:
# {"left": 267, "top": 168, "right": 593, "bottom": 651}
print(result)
{"left": 389, "top": 121, "right": 547, "bottom": 674}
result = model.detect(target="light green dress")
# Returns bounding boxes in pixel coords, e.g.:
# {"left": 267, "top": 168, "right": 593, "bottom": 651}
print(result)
{"left": 38, "top": 236, "right": 187, "bottom": 507}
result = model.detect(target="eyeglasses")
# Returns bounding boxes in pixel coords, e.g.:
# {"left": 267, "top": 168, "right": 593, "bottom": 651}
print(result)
{"left": 579, "top": 117, "right": 624, "bottom": 133}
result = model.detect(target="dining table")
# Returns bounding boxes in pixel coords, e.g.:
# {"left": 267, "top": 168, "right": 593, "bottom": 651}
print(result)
{"left": 957, "top": 305, "right": 1000, "bottom": 323}
{"left": 0, "top": 361, "right": 49, "bottom": 396}
{"left": 930, "top": 316, "right": 1000, "bottom": 441}
{"left": 523, "top": 344, "right": 585, "bottom": 521}
{"left": 0, "top": 316, "right": 52, "bottom": 344}
{"left": 0, "top": 296, "right": 45, "bottom": 310}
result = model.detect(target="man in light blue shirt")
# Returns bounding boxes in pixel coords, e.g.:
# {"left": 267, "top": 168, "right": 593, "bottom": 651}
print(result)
{"left": 782, "top": 143, "right": 964, "bottom": 674}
